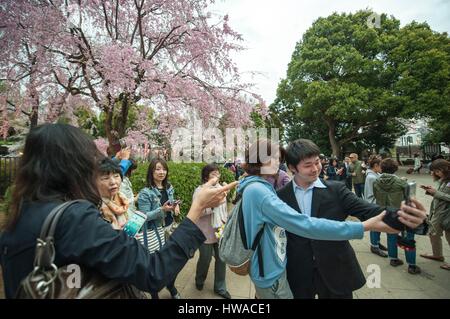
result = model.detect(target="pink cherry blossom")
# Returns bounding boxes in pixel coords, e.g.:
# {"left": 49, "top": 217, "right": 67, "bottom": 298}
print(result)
{"left": 0, "top": 0, "right": 267, "bottom": 148}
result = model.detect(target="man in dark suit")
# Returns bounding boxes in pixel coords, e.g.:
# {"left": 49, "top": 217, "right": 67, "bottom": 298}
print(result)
{"left": 278, "top": 139, "right": 385, "bottom": 299}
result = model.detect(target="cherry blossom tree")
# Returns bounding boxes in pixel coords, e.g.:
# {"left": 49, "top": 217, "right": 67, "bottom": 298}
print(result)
{"left": 0, "top": 0, "right": 265, "bottom": 147}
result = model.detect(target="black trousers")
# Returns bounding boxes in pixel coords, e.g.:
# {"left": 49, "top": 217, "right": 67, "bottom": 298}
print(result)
{"left": 150, "top": 277, "right": 177, "bottom": 299}
{"left": 291, "top": 268, "right": 353, "bottom": 299}
{"left": 345, "top": 177, "right": 353, "bottom": 191}
{"left": 313, "top": 269, "right": 353, "bottom": 299}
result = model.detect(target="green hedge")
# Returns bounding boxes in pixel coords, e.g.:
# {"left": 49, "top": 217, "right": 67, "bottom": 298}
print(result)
{"left": 129, "top": 162, "right": 236, "bottom": 220}
{"left": 0, "top": 186, "right": 12, "bottom": 229}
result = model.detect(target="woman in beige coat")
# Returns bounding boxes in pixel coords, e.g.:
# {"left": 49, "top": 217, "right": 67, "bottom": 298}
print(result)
{"left": 420, "top": 159, "right": 450, "bottom": 270}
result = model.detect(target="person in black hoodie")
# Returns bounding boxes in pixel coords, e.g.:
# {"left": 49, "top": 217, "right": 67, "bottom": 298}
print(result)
{"left": 0, "top": 123, "right": 236, "bottom": 298}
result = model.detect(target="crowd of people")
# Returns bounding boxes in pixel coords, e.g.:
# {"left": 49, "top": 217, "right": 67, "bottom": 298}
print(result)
{"left": 0, "top": 123, "right": 447, "bottom": 299}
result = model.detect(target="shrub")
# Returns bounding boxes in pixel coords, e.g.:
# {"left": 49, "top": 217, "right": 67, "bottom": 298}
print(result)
{"left": 129, "top": 162, "right": 235, "bottom": 220}
{"left": 0, "top": 186, "right": 12, "bottom": 230}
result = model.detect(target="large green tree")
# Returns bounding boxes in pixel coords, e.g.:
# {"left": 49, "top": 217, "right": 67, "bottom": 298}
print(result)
{"left": 393, "top": 22, "right": 450, "bottom": 144}
{"left": 274, "top": 11, "right": 449, "bottom": 157}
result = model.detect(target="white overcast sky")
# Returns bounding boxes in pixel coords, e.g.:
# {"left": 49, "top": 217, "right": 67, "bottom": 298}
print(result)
{"left": 210, "top": 0, "right": 450, "bottom": 105}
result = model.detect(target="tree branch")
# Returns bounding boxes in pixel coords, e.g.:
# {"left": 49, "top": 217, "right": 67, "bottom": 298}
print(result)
{"left": 80, "top": 63, "right": 100, "bottom": 102}
{"left": 101, "top": 1, "right": 113, "bottom": 38}
{"left": 115, "top": 0, "right": 119, "bottom": 40}
{"left": 135, "top": 0, "right": 146, "bottom": 57}
{"left": 147, "top": 25, "right": 182, "bottom": 61}
{"left": 7, "top": 100, "right": 31, "bottom": 116}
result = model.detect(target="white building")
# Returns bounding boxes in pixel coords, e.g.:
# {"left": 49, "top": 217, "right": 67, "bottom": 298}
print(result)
{"left": 395, "top": 119, "right": 428, "bottom": 147}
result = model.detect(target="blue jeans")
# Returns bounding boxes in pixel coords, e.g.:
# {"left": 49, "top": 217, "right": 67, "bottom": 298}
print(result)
{"left": 370, "top": 231, "right": 381, "bottom": 247}
{"left": 387, "top": 231, "right": 416, "bottom": 265}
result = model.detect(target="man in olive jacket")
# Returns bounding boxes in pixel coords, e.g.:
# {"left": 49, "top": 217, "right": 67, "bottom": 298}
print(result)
{"left": 349, "top": 153, "right": 365, "bottom": 198}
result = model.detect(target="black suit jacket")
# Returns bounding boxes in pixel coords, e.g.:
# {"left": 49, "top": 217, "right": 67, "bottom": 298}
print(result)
{"left": 277, "top": 179, "right": 383, "bottom": 298}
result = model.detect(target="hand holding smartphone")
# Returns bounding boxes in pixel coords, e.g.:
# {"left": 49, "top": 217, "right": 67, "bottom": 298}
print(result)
{"left": 405, "top": 181, "right": 416, "bottom": 206}
{"left": 171, "top": 199, "right": 182, "bottom": 206}
{"left": 123, "top": 211, "right": 147, "bottom": 237}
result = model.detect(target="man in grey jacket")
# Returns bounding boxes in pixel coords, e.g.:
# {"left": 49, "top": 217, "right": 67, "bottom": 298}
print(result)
{"left": 364, "top": 157, "right": 388, "bottom": 257}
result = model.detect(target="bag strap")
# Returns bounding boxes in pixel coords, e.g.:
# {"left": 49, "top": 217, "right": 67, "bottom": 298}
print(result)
{"left": 34, "top": 200, "right": 87, "bottom": 270}
{"left": 40, "top": 200, "right": 86, "bottom": 239}
{"left": 142, "top": 220, "right": 164, "bottom": 251}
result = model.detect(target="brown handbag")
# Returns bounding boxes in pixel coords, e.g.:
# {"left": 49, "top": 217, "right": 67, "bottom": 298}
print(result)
{"left": 15, "top": 200, "right": 148, "bottom": 299}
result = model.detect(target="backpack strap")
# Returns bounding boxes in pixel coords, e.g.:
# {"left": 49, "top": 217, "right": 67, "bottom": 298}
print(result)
{"left": 256, "top": 238, "right": 264, "bottom": 278}
{"left": 237, "top": 180, "right": 266, "bottom": 277}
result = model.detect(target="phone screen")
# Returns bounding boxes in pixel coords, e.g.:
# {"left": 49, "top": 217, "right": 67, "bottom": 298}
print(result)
{"left": 405, "top": 181, "right": 416, "bottom": 206}
{"left": 123, "top": 211, "right": 147, "bottom": 237}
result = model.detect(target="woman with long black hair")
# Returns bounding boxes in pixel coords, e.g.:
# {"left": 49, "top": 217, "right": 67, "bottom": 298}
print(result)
{"left": 137, "top": 158, "right": 182, "bottom": 299}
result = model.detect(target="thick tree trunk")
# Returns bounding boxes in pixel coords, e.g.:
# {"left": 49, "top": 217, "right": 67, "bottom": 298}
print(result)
{"left": 29, "top": 105, "right": 39, "bottom": 129}
{"left": 117, "top": 95, "right": 129, "bottom": 138}
{"left": 28, "top": 62, "right": 39, "bottom": 129}
{"left": 29, "top": 88, "right": 39, "bottom": 129}
{"left": 105, "top": 106, "right": 120, "bottom": 155}
{"left": 326, "top": 119, "right": 342, "bottom": 158}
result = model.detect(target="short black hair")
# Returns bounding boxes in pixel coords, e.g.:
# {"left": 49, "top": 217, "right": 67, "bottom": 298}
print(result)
{"left": 99, "top": 157, "right": 122, "bottom": 179}
{"left": 201, "top": 163, "right": 220, "bottom": 183}
{"left": 285, "top": 139, "right": 321, "bottom": 167}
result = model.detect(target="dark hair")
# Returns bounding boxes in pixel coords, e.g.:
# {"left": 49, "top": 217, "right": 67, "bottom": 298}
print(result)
{"left": 380, "top": 158, "right": 399, "bottom": 174}
{"left": 125, "top": 159, "right": 138, "bottom": 178}
{"left": 6, "top": 124, "right": 102, "bottom": 231}
{"left": 430, "top": 159, "right": 450, "bottom": 182}
{"left": 201, "top": 163, "right": 220, "bottom": 183}
{"left": 99, "top": 157, "right": 123, "bottom": 179}
{"left": 242, "top": 138, "right": 285, "bottom": 176}
{"left": 285, "top": 139, "right": 321, "bottom": 168}
{"left": 369, "top": 157, "right": 381, "bottom": 169}
{"left": 330, "top": 158, "right": 339, "bottom": 167}
{"left": 146, "top": 158, "right": 170, "bottom": 188}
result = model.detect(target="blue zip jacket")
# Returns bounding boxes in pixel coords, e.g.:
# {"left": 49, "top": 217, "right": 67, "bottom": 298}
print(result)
{"left": 238, "top": 176, "right": 364, "bottom": 289}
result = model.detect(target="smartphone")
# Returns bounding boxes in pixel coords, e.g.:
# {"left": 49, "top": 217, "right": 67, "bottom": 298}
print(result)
{"left": 123, "top": 211, "right": 147, "bottom": 237}
{"left": 119, "top": 138, "right": 127, "bottom": 149}
{"left": 405, "top": 181, "right": 416, "bottom": 206}
{"left": 171, "top": 200, "right": 182, "bottom": 206}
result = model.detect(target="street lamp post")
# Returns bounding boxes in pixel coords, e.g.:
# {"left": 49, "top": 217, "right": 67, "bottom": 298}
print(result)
{"left": 407, "top": 136, "right": 413, "bottom": 158}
